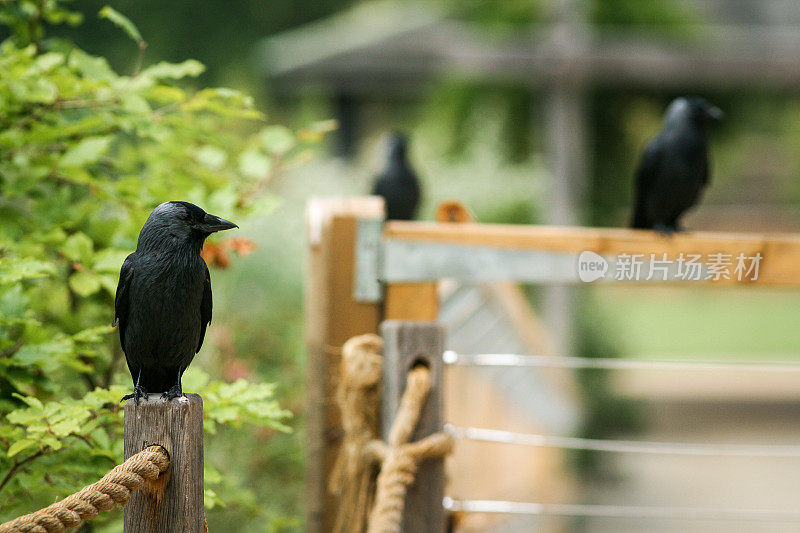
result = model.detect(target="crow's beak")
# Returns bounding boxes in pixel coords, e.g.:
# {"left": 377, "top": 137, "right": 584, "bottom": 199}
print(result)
{"left": 200, "top": 213, "right": 238, "bottom": 233}
{"left": 706, "top": 106, "right": 724, "bottom": 121}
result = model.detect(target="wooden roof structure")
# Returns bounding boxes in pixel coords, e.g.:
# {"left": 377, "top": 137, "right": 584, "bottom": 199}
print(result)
{"left": 255, "top": 0, "right": 800, "bottom": 95}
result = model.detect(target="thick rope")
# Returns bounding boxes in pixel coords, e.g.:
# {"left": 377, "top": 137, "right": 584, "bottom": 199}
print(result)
{"left": 0, "top": 445, "right": 170, "bottom": 533}
{"left": 329, "top": 334, "right": 384, "bottom": 533}
{"left": 366, "top": 367, "right": 454, "bottom": 533}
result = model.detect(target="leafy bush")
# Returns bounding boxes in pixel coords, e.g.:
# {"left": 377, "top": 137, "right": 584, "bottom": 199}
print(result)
{"left": 0, "top": 1, "right": 328, "bottom": 524}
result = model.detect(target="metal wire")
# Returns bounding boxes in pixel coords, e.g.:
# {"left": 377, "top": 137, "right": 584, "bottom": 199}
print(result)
{"left": 443, "top": 351, "right": 800, "bottom": 372}
{"left": 442, "top": 497, "right": 800, "bottom": 522}
{"left": 444, "top": 425, "right": 800, "bottom": 457}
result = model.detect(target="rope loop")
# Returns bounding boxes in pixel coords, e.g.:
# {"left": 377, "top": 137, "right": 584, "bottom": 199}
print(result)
{"left": 0, "top": 446, "right": 170, "bottom": 533}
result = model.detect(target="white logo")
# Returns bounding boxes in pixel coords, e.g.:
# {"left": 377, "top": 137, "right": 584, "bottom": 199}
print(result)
{"left": 577, "top": 251, "right": 608, "bottom": 282}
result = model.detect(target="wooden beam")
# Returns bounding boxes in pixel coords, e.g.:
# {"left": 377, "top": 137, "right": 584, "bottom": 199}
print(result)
{"left": 384, "top": 222, "right": 800, "bottom": 286}
{"left": 305, "top": 197, "right": 385, "bottom": 533}
{"left": 124, "top": 394, "right": 204, "bottom": 533}
{"left": 380, "top": 321, "right": 446, "bottom": 533}
{"left": 385, "top": 222, "right": 800, "bottom": 253}
{"left": 261, "top": 16, "right": 800, "bottom": 94}
{"left": 384, "top": 283, "right": 439, "bottom": 321}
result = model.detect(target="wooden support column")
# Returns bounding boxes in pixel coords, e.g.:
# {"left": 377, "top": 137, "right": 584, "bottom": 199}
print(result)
{"left": 305, "top": 197, "right": 384, "bottom": 533}
{"left": 542, "top": 0, "right": 591, "bottom": 356}
{"left": 384, "top": 283, "right": 438, "bottom": 321}
{"left": 124, "top": 394, "right": 204, "bottom": 533}
{"left": 381, "top": 321, "right": 446, "bottom": 533}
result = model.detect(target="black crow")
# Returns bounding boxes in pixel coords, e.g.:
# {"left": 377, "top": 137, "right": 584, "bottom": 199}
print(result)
{"left": 371, "top": 132, "right": 421, "bottom": 221}
{"left": 631, "top": 96, "right": 723, "bottom": 233}
{"left": 115, "top": 201, "right": 237, "bottom": 403}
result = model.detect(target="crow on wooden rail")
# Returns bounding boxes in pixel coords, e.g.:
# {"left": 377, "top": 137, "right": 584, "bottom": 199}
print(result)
{"left": 114, "top": 201, "right": 237, "bottom": 403}
{"left": 631, "top": 96, "right": 723, "bottom": 233}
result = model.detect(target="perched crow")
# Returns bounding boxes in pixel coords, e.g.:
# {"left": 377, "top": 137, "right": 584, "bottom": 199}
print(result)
{"left": 371, "top": 132, "right": 421, "bottom": 220}
{"left": 115, "top": 201, "right": 237, "bottom": 403}
{"left": 631, "top": 96, "right": 723, "bottom": 233}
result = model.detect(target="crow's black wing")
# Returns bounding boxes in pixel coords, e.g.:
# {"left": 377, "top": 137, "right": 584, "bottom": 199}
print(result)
{"left": 700, "top": 150, "right": 711, "bottom": 186}
{"left": 631, "top": 139, "right": 661, "bottom": 229}
{"left": 198, "top": 264, "right": 212, "bottom": 353}
{"left": 114, "top": 253, "right": 136, "bottom": 353}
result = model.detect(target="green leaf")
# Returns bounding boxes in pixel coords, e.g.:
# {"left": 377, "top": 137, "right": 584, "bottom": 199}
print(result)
{"left": 196, "top": 145, "right": 227, "bottom": 170}
{"left": 34, "top": 228, "right": 67, "bottom": 244}
{"left": 68, "top": 49, "right": 116, "bottom": 81}
{"left": 209, "top": 406, "right": 239, "bottom": 422}
{"left": 60, "top": 232, "right": 94, "bottom": 263}
{"left": 61, "top": 136, "right": 112, "bottom": 167}
{"left": 12, "top": 394, "right": 43, "bottom": 410}
{"left": 7, "top": 439, "right": 37, "bottom": 458}
{"left": 69, "top": 271, "right": 101, "bottom": 297}
{"left": 141, "top": 60, "right": 205, "bottom": 80}
{"left": 9, "top": 79, "right": 58, "bottom": 104}
{"left": 184, "top": 88, "right": 264, "bottom": 120}
{"left": 41, "top": 436, "right": 62, "bottom": 451}
{"left": 121, "top": 93, "right": 151, "bottom": 114}
{"left": 182, "top": 367, "right": 210, "bottom": 391}
{"left": 92, "top": 249, "right": 129, "bottom": 272}
{"left": 259, "top": 126, "right": 295, "bottom": 154}
{"left": 33, "top": 52, "right": 65, "bottom": 72}
{"left": 98, "top": 6, "right": 143, "bottom": 43}
{"left": 84, "top": 386, "right": 128, "bottom": 410}
{"left": 13, "top": 339, "right": 74, "bottom": 370}
{"left": 99, "top": 273, "right": 119, "bottom": 295}
{"left": 50, "top": 418, "right": 82, "bottom": 437}
{"left": 0, "top": 258, "right": 54, "bottom": 284}
{"left": 238, "top": 149, "right": 271, "bottom": 179}
{"left": 204, "top": 489, "right": 225, "bottom": 510}
{"left": 7, "top": 409, "right": 42, "bottom": 426}
{"left": 72, "top": 325, "right": 114, "bottom": 343}
{"left": 145, "top": 85, "right": 186, "bottom": 104}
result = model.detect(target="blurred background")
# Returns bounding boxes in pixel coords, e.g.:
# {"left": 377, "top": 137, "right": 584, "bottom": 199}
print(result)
{"left": 32, "top": 0, "right": 800, "bottom": 531}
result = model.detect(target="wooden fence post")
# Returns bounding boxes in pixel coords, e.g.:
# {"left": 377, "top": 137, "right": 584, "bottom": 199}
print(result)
{"left": 381, "top": 321, "right": 446, "bottom": 533}
{"left": 124, "top": 394, "right": 204, "bottom": 533}
{"left": 305, "top": 197, "right": 385, "bottom": 533}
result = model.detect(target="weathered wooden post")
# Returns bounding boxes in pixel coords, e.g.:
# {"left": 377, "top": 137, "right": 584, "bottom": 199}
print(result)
{"left": 305, "top": 197, "right": 384, "bottom": 532}
{"left": 381, "top": 321, "right": 446, "bottom": 533}
{"left": 124, "top": 394, "right": 204, "bottom": 533}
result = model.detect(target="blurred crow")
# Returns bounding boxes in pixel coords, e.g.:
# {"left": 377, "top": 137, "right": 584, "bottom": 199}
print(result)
{"left": 631, "top": 97, "right": 723, "bottom": 233}
{"left": 372, "top": 132, "right": 421, "bottom": 220}
{"left": 115, "top": 201, "right": 237, "bottom": 403}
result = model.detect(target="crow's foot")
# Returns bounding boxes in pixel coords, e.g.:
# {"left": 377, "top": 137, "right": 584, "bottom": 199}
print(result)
{"left": 161, "top": 383, "right": 184, "bottom": 401}
{"left": 121, "top": 385, "right": 148, "bottom": 405}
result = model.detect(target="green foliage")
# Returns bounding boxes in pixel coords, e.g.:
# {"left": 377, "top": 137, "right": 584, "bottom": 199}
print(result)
{"left": 183, "top": 368, "right": 291, "bottom": 435}
{"left": 589, "top": 0, "right": 699, "bottom": 28}
{"left": 0, "top": 1, "right": 321, "bottom": 525}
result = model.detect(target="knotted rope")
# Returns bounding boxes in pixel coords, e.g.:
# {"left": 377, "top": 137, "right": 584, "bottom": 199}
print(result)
{"left": 0, "top": 445, "right": 170, "bottom": 533}
{"left": 330, "top": 334, "right": 454, "bottom": 533}
{"left": 329, "top": 334, "right": 383, "bottom": 533}
{"left": 365, "top": 367, "right": 454, "bottom": 533}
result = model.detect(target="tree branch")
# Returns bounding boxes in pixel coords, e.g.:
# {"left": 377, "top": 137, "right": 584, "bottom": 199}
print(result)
{"left": 0, "top": 339, "right": 23, "bottom": 359}
{"left": 0, "top": 450, "right": 44, "bottom": 494}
